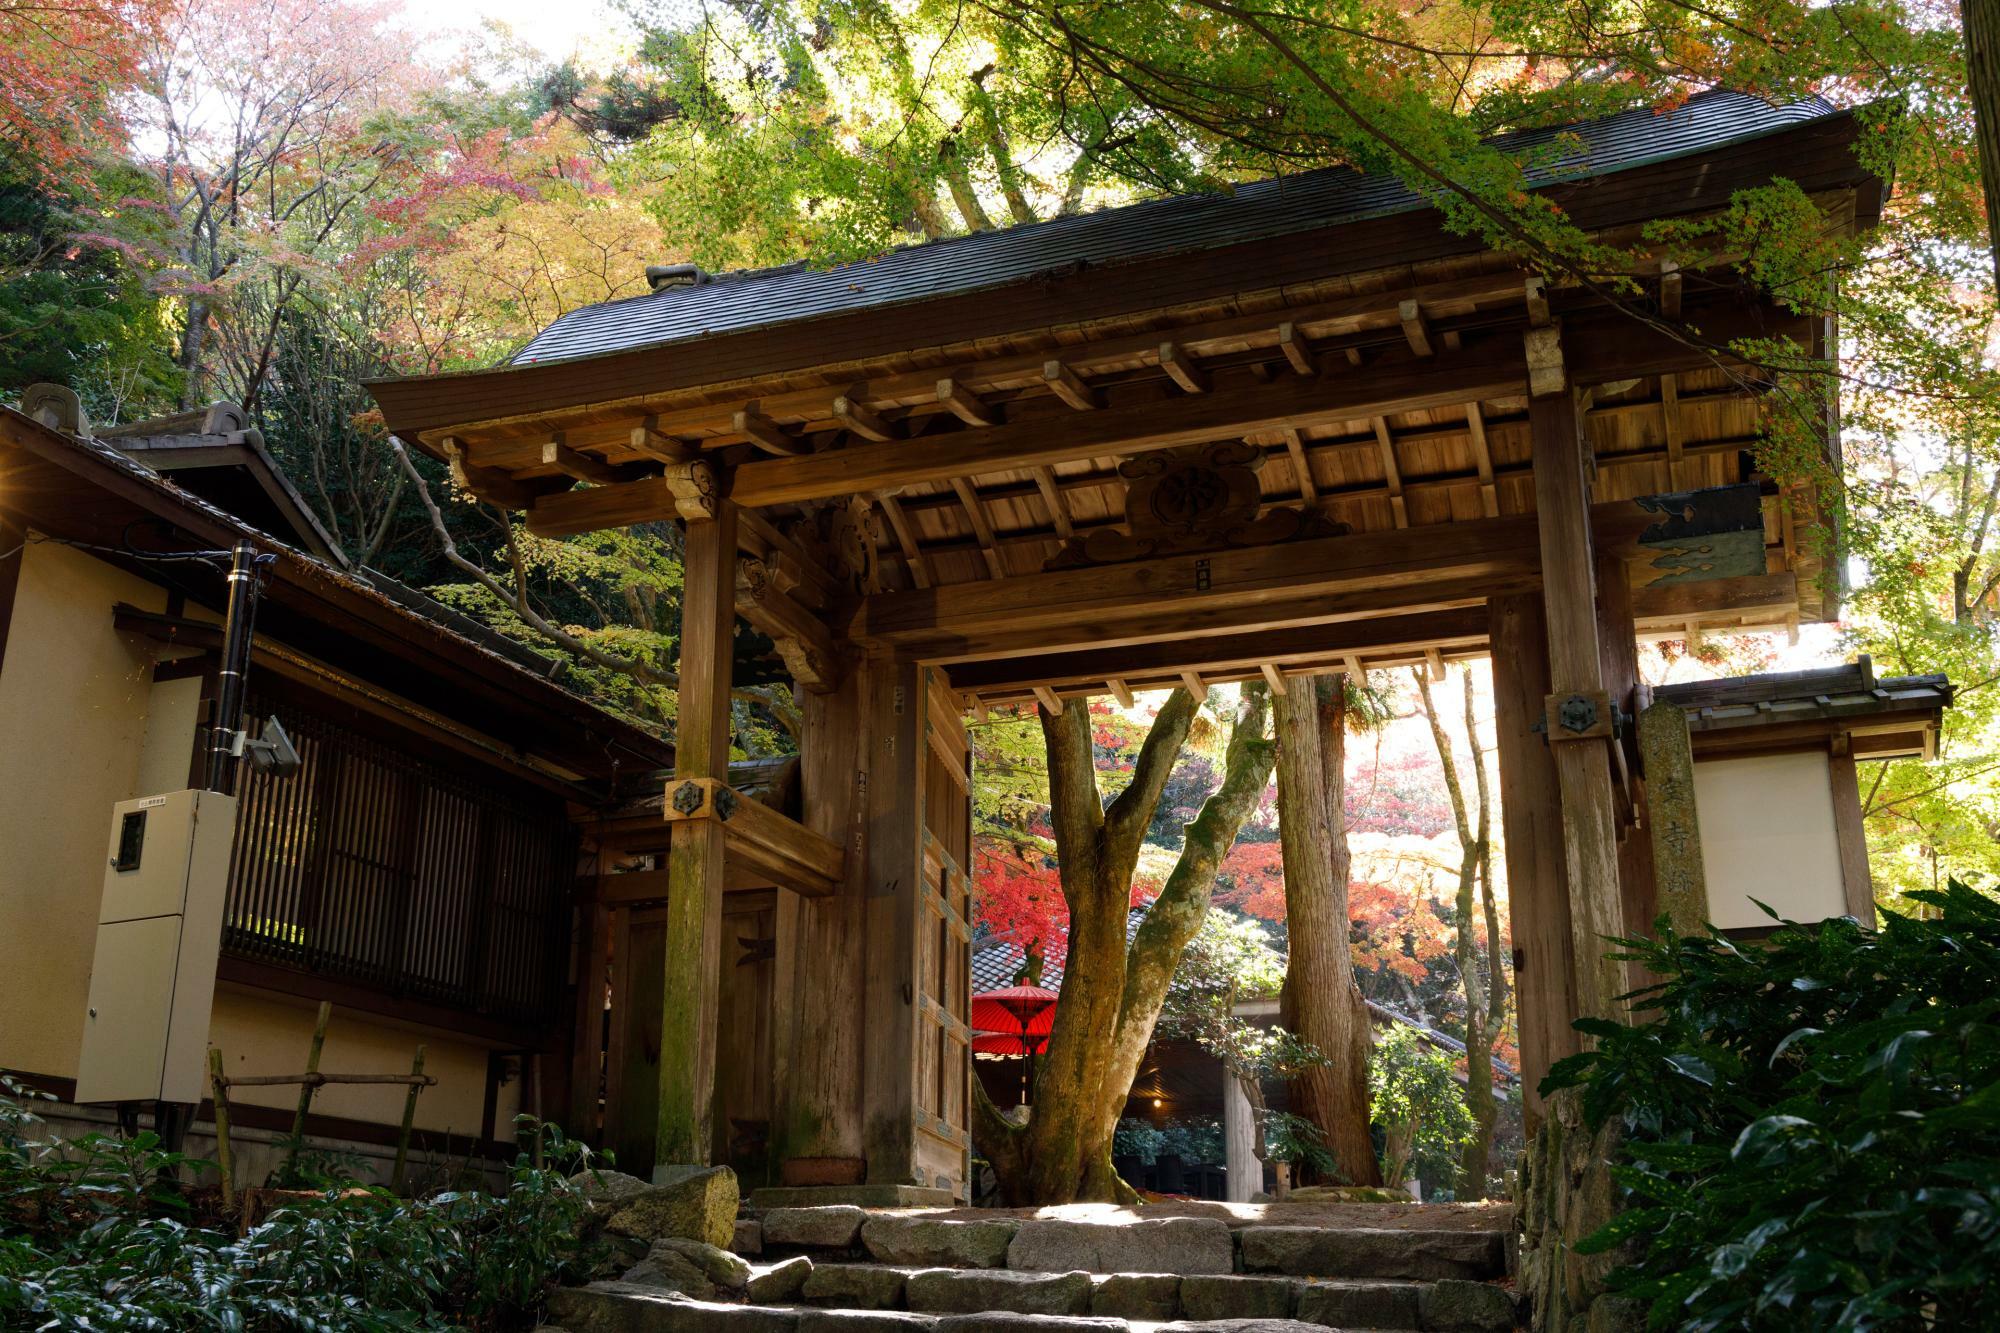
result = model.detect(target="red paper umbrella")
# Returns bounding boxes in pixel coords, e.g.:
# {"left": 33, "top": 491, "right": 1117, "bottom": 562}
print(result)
{"left": 972, "top": 1031, "right": 1047, "bottom": 1056}
{"left": 972, "top": 985, "right": 1059, "bottom": 1042}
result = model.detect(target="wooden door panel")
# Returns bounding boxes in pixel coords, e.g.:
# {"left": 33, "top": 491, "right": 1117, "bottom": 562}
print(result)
{"left": 914, "top": 671, "right": 973, "bottom": 1194}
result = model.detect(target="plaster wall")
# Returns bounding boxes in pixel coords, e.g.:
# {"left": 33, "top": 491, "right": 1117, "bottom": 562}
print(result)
{"left": 209, "top": 987, "right": 516, "bottom": 1143}
{"left": 0, "top": 541, "right": 518, "bottom": 1148}
{"left": 0, "top": 539, "right": 166, "bottom": 1078}
{"left": 1693, "top": 750, "right": 1847, "bottom": 929}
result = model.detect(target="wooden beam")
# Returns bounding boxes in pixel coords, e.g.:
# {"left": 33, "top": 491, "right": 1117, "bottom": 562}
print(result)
{"left": 1180, "top": 671, "right": 1208, "bottom": 703}
{"left": 1372, "top": 417, "right": 1408, "bottom": 527}
{"left": 1031, "top": 466, "right": 1075, "bottom": 540}
{"left": 507, "top": 301, "right": 1807, "bottom": 516}
{"left": 444, "top": 436, "right": 558, "bottom": 509}
{"left": 1159, "top": 341, "right": 1211, "bottom": 394}
{"left": 1043, "top": 360, "right": 1101, "bottom": 410}
{"left": 657, "top": 498, "right": 738, "bottom": 1167}
{"left": 856, "top": 504, "right": 1664, "bottom": 663}
{"left": 525, "top": 477, "right": 671, "bottom": 536}
{"left": 410, "top": 271, "right": 1541, "bottom": 450}
{"left": 1259, "top": 663, "right": 1288, "bottom": 695}
{"left": 1660, "top": 373, "right": 1689, "bottom": 487}
{"left": 1283, "top": 428, "right": 1318, "bottom": 503}
{"left": 1032, "top": 685, "right": 1064, "bottom": 715}
{"left": 936, "top": 377, "right": 999, "bottom": 427}
{"left": 876, "top": 492, "right": 934, "bottom": 588}
{"left": 834, "top": 393, "right": 897, "bottom": 442}
{"left": 630, "top": 415, "right": 693, "bottom": 461}
{"left": 1398, "top": 299, "right": 1434, "bottom": 357}
{"left": 949, "top": 477, "right": 1007, "bottom": 578}
{"left": 735, "top": 406, "right": 810, "bottom": 457}
{"left": 944, "top": 608, "right": 1490, "bottom": 693}
{"left": 1424, "top": 647, "right": 1446, "bottom": 682}
{"left": 542, "top": 435, "right": 629, "bottom": 485}
{"left": 1633, "top": 571, "right": 1795, "bottom": 622}
{"left": 1278, "top": 322, "right": 1316, "bottom": 376}
{"left": 717, "top": 795, "right": 847, "bottom": 899}
{"left": 1464, "top": 403, "right": 1499, "bottom": 517}
{"left": 1108, "top": 678, "right": 1135, "bottom": 708}
{"left": 735, "top": 333, "right": 1525, "bottom": 507}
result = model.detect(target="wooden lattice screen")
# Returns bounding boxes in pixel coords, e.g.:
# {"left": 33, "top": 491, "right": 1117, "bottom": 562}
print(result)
{"left": 222, "top": 689, "right": 574, "bottom": 1023}
{"left": 913, "top": 671, "right": 974, "bottom": 1193}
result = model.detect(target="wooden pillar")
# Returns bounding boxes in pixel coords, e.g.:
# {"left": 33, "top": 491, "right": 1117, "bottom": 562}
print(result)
{"left": 569, "top": 892, "right": 612, "bottom": 1139}
{"left": 1526, "top": 341, "right": 1627, "bottom": 1028}
{"left": 1488, "top": 592, "right": 1577, "bottom": 1123}
{"left": 1829, "top": 745, "right": 1876, "bottom": 925}
{"left": 657, "top": 498, "right": 738, "bottom": 1168}
{"left": 861, "top": 655, "right": 926, "bottom": 1185}
{"left": 1222, "top": 1069, "right": 1258, "bottom": 1203}
{"left": 1595, "top": 550, "right": 1656, "bottom": 988}
{"left": 772, "top": 653, "right": 872, "bottom": 1179}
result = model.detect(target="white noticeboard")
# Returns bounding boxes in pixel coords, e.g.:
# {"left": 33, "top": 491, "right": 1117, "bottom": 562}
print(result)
{"left": 1691, "top": 751, "right": 1848, "bottom": 931}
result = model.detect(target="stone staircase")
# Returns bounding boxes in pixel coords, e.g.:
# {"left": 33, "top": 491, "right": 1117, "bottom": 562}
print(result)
{"left": 546, "top": 1204, "right": 1520, "bottom": 1332}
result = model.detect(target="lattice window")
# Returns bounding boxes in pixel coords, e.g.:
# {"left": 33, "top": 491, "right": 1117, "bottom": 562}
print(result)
{"left": 222, "top": 688, "right": 573, "bottom": 1023}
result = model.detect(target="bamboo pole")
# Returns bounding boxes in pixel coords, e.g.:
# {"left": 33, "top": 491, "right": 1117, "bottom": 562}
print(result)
{"left": 285, "top": 1001, "right": 332, "bottom": 1180}
{"left": 207, "top": 1047, "right": 235, "bottom": 1213}
{"left": 227, "top": 1073, "right": 436, "bottom": 1088}
{"left": 391, "top": 1045, "right": 426, "bottom": 1196}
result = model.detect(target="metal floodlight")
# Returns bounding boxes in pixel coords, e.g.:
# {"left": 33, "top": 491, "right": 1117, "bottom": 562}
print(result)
{"left": 232, "top": 715, "right": 302, "bottom": 777}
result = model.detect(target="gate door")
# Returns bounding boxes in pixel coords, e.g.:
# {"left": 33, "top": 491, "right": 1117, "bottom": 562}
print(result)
{"left": 914, "top": 670, "right": 973, "bottom": 1195}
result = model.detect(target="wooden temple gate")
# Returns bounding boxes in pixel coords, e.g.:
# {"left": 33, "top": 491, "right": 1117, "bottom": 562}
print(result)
{"left": 367, "top": 93, "right": 1883, "bottom": 1193}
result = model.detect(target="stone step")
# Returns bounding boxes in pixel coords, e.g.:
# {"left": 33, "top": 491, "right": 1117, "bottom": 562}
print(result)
{"left": 746, "top": 1209, "right": 1510, "bottom": 1285}
{"left": 1239, "top": 1228, "right": 1508, "bottom": 1282}
{"left": 767, "top": 1261, "right": 1513, "bottom": 1329}
{"left": 546, "top": 1282, "right": 1437, "bottom": 1331}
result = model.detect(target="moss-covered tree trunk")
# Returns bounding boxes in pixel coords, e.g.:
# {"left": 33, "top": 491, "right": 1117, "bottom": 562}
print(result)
{"left": 974, "top": 685, "right": 1275, "bottom": 1204}
{"left": 1275, "top": 675, "right": 1381, "bottom": 1187}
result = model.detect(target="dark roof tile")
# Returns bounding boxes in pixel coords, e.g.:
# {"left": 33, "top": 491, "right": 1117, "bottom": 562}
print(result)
{"left": 515, "top": 92, "right": 1835, "bottom": 366}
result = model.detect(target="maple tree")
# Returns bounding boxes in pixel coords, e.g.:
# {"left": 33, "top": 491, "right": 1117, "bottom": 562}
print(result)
{"left": 973, "top": 686, "right": 1277, "bottom": 1205}
{"left": 0, "top": 1, "right": 166, "bottom": 180}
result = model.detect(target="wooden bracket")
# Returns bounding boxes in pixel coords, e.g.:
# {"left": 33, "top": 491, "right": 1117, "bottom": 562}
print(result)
{"left": 664, "top": 776, "right": 739, "bottom": 823}
{"left": 737, "top": 557, "right": 841, "bottom": 693}
{"left": 662, "top": 457, "right": 725, "bottom": 521}
{"left": 1524, "top": 324, "right": 1565, "bottom": 398}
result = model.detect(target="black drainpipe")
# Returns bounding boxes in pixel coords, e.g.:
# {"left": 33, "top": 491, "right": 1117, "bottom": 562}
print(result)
{"left": 205, "top": 539, "right": 263, "bottom": 794}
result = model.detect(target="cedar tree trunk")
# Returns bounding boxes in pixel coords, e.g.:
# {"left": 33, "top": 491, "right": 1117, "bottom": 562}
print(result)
{"left": 1275, "top": 675, "right": 1381, "bottom": 1187}
{"left": 974, "top": 685, "right": 1275, "bottom": 1204}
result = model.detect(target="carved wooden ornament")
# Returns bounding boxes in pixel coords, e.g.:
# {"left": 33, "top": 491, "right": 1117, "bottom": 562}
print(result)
{"left": 1049, "top": 440, "right": 1347, "bottom": 568}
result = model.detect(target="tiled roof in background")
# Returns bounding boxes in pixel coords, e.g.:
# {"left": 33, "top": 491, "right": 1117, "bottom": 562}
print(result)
{"left": 514, "top": 92, "right": 1837, "bottom": 367}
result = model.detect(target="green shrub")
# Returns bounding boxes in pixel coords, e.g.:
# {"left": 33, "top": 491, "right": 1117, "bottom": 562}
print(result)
{"left": 1369, "top": 1024, "right": 1474, "bottom": 1189}
{"left": 0, "top": 1083, "right": 602, "bottom": 1331}
{"left": 1547, "top": 882, "right": 2000, "bottom": 1331}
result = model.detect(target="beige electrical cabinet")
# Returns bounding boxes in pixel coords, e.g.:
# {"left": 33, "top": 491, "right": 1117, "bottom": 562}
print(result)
{"left": 75, "top": 789, "right": 237, "bottom": 1104}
